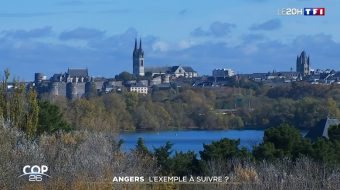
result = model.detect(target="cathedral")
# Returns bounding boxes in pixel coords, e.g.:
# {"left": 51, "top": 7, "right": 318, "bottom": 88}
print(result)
{"left": 133, "top": 38, "right": 145, "bottom": 76}
{"left": 134, "top": 38, "right": 198, "bottom": 79}
{"left": 296, "top": 50, "right": 310, "bottom": 76}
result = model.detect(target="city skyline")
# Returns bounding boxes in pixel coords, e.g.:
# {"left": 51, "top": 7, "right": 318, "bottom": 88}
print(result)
{"left": 0, "top": 0, "right": 340, "bottom": 80}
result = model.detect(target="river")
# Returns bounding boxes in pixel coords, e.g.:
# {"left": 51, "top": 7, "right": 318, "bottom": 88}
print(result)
{"left": 118, "top": 129, "right": 265, "bottom": 154}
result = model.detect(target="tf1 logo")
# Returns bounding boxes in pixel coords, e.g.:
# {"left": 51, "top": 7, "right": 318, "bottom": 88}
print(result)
{"left": 278, "top": 8, "right": 325, "bottom": 16}
{"left": 18, "top": 165, "right": 51, "bottom": 181}
{"left": 304, "top": 8, "right": 325, "bottom": 16}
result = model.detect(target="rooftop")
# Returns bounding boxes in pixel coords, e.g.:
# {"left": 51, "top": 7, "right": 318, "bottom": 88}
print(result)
{"left": 67, "top": 68, "right": 89, "bottom": 78}
{"left": 305, "top": 118, "right": 340, "bottom": 141}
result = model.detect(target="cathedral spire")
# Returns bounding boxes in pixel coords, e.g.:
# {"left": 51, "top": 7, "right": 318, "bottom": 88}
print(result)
{"left": 301, "top": 50, "right": 306, "bottom": 58}
{"left": 134, "top": 38, "right": 137, "bottom": 50}
{"left": 139, "top": 38, "right": 142, "bottom": 50}
{"left": 133, "top": 37, "right": 145, "bottom": 77}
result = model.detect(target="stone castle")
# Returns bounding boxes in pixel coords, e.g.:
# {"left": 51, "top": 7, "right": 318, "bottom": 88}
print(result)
{"left": 34, "top": 68, "right": 98, "bottom": 100}
{"left": 34, "top": 39, "right": 198, "bottom": 99}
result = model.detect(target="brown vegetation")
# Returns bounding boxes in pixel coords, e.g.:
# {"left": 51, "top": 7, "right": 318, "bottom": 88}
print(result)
{"left": 1, "top": 123, "right": 339, "bottom": 190}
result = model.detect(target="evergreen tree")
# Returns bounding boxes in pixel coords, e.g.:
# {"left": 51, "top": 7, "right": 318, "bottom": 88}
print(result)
{"left": 200, "top": 138, "right": 250, "bottom": 161}
{"left": 154, "top": 141, "right": 173, "bottom": 175}
{"left": 37, "top": 100, "right": 72, "bottom": 134}
{"left": 262, "top": 124, "right": 301, "bottom": 155}
{"left": 135, "top": 137, "right": 151, "bottom": 156}
{"left": 328, "top": 124, "right": 340, "bottom": 141}
{"left": 171, "top": 151, "right": 200, "bottom": 176}
{"left": 311, "top": 138, "right": 337, "bottom": 164}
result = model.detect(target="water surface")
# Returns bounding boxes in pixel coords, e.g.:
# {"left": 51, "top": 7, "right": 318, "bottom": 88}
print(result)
{"left": 119, "top": 130, "right": 264, "bottom": 154}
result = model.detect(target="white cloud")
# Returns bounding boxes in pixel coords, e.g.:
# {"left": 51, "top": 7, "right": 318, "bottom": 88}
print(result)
{"left": 152, "top": 41, "right": 169, "bottom": 52}
{"left": 178, "top": 40, "right": 195, "bottom": 49}
{"left": 1, "top": 26, "right": 340, "bottom": 80}
{"left": 242, "top": 44, "right": 258, "bottom": 55}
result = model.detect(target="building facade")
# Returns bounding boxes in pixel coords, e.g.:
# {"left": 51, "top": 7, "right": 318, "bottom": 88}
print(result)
{"left": 145, "top": 66, "right": 197, "bottom": 78}
{"left": 133, "top": 39, "right": 145, "bottom": 77}
{"left": 35, "top": 68, "right": 98, "bottom": 100}
{"left": 129, "top": 84, "right": 148, "bottom": 94}
{"left": 296, "top": 51, "right": 310, "bottom": 76}
{"left": 212, "top": 68, "right": 235, "bottom": 78}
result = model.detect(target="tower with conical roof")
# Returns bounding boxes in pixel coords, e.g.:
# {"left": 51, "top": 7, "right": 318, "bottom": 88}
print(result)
{"left": 296, "top": 50, "right": 310, "bottom": 76}
{"left": 133, "top": 38, "right": 145, "bottom": 76}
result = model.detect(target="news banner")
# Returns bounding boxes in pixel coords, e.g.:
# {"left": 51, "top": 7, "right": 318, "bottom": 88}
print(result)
{"left": 278, "top": 8, "right": 325, "bottom": 16}
{"left": 112, "top": 176, "right": 231, "bottom": 184}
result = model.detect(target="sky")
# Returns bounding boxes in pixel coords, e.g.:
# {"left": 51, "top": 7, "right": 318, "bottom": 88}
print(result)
{"left": 0, "top": 0, "right": 339, "bottom": 80}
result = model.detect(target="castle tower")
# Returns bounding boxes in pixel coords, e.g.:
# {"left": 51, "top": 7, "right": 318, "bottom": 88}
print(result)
{"left": 296, "top": 50, "right": 310, "bottom": 76}
{"left": 34, "top": 73, "right": 44, "bottom": 83}
{"left": 85, "top": 81, "right": 97, "bottom": 98}
{"left": 51, "top": 82, "right": 59, "bottom": 96}
{"left": 133, "top": 38, "right": 145, "bottom": 77}
{"left": 66, "top": 82, "right": 78, "bottom": 100}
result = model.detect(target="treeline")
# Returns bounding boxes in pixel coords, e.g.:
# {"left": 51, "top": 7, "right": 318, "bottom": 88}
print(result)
{"left": 44, "top": 88, "right": 244, "bottom": 132}
{"left": 2, "top": 68, "right": 340, "bottom": 133}
{"left": 52, "top": 80, "right": 340, "bottom": 131}
{"left": 136, "top": 124, "right": 340, "bottom": 177}
{"left": 0, "top": 70, "right": 70, "bottom": 139}
{"left": 0, "top": 69, "right": 39, "bottom": 138}
{"left": 214, "top": 79, "right": 340, "bottom": 129}
{"left": 1, "top": 69, "right": 244, "bottom": 136}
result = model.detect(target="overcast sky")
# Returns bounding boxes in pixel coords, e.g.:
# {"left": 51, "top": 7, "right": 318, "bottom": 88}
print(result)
{"left": 0, "top": 0, "right": 339, "bottom": 80}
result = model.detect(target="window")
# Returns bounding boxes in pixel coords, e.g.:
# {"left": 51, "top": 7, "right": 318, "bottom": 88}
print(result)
{"left": 141, "top": 60, "right": 144, "bottom": 66}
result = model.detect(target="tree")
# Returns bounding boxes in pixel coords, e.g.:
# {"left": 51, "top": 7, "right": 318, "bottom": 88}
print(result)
{"left": 115, "top": 71, "right": 135, "bottom": 81}
{"left": 37, "top": 101, "right": 71, "bottom": 135}
{"left": 124, "top": 92, "right": 139, "bottom": 112}
{"left": 25, "top": 86, "right": 39, "bottom": 138}
{"left": 135, "top": 138, "right": 151, "bottom": 156}
{"left": 1, "top": 69, "right": 10, "bottom": 121}
{"left": 9, "top": 80, "right": 25, "bottom": 129}
{"left": 0, "top": 84, "right": 4, "bottom": 119}
{"left": 171, "top": 151, "right": 200, "bottom": 176}
{"left": 253, "top": 142, "right": 278, "bottom": 161}
{"left": 266, "top": 86, "right": 290, "bottom": 99}
{"left": 325, "top": 98, "right": 340, "bottom": 118}
{"left": 102, "top": 93, "right": 133, "bottom": 130}
{"left": 263, "top": 124, "right": 301, "bottom": 154}
{"left": 311, "top": 138, "right": 337, "bottom": 164}
{"left": 154, "top": 141, "right": 173, "bottom": 175}
{"left": 294, "top": 97, "right": 327, "bottom": 128}
{"left": 228, "top": 115, "right": 244, "bottom": 128}
{"left": 328, "top": 124, "right": 340, "bottom": 141}
{"left": 253, "top": 124, "right": 311, "bottom": 160}
{"left": 200, "top": 138, "right": 250, "bottom": 161}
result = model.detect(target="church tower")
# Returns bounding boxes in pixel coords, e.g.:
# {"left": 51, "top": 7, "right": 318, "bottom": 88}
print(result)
{"left": 133, "top": 38, "right": 145, "bottom": 77}
{"left": 296, "top": 50, "right": 310, "bottom": 76}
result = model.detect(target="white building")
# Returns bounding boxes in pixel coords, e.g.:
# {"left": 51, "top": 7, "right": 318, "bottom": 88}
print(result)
{"left": 129, "top": 84, "right": 148, "bottom": 94}
{"left": 170, "top": 66, "right": 198, "bottom": 78}
{"left": 145, "top": 66, "right": 198, "bottom": 78}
